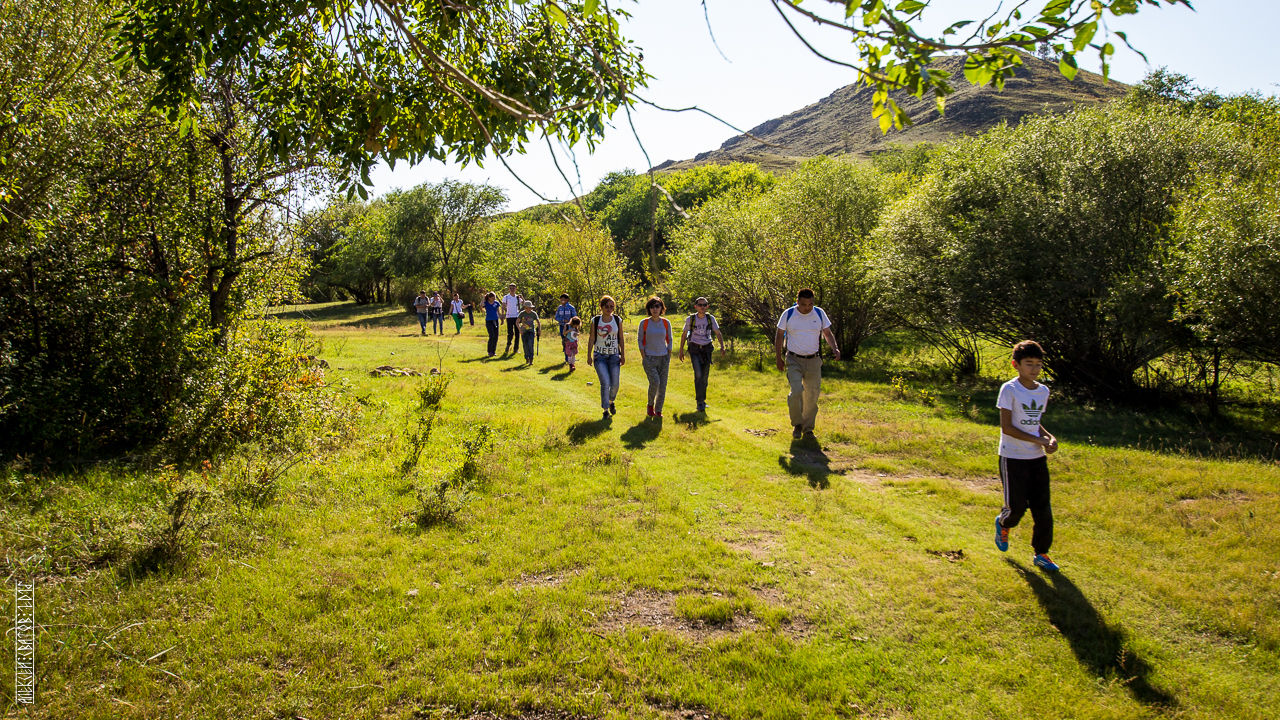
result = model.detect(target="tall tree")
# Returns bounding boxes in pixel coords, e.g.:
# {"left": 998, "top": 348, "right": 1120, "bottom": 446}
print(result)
{"left": 389, "top": 180, "right": 507, "bottom": 293}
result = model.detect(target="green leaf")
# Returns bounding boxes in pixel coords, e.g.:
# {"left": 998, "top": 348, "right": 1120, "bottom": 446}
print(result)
{"left": 1058, "top": 52, "right": 1078, "bottom": 80}
{"left": 546, "top": 4, "right": 567, "bottom": 26}
{"left": 584, "top": 0, "right": 598, "bottom": 15}
{"left": 1072, "top": 21, "right": 1096, "bottom": 53}
{"left": 895, "top": 1, "right": 926, "bottom": 13}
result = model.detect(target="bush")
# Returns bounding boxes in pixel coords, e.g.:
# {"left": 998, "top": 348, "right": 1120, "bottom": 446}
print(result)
{"left": 164, "top": 321, "right": 359, "bottom": 460}
{"left": 418, "top": 373, "right": 453, "bottom": 410}
{"left": 872, "top": 105, "right": 1253, "bottom": 396}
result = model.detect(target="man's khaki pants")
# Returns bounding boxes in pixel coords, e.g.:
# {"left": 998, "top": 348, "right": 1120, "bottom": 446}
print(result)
{"left": 786, "top": 353, "right": 823, "bottom": 432}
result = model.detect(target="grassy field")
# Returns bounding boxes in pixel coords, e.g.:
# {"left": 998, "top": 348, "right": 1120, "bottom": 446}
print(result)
{"left": 4, "top": 301, "right": 1279, "bottom": 719}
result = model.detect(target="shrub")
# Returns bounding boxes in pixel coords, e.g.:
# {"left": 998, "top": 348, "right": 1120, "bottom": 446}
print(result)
{"left": 871, "top": 105, "right": 1253, "bottom": 396}
{"left": 418, "top": 373, "right": 453, "bottom": 410}
{"left": 164, "top": 320, "right": 359, "bottom": 460}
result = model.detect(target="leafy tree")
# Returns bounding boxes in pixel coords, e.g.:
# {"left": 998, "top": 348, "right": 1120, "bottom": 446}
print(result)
{"left": 110, "top": 0, "right": 646, "bottom": 192}
{"left": 1124, "top": 67, "right": 1225, "bottom": 113}
{"left": 388, "top": 180, "right": 508, "bottom": 294}
{"left": 474, "top": 219, "right": 639, "bottom": 314}
{"left": 1171, "top": 176, "right": 1280, "bottom": 399}
{"left": 302, "top": 198, "right": 398, "bottom": 304}
{"left": 668, "top": 158, "right": 894, "bottom": 357}
{"left": 582, "top": 163, "right": 775, "bottom": 282}
{"left": 872, "top": 105, "right": 1251, "bottom": 396}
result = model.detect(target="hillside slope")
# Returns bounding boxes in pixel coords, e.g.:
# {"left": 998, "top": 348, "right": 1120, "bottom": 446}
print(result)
{"left": 657, "top": 54, "right": 1127, "bottom": 172}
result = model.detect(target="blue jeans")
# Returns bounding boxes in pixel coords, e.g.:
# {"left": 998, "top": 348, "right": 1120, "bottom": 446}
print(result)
{"left": 522, "top": 330, "right": 536, "bottom": 362}
{"left": 417, "top": 312, "right": 428, "bottom": 332}
{"left": 593, "top": 353, "right": 621, "bottom": 409}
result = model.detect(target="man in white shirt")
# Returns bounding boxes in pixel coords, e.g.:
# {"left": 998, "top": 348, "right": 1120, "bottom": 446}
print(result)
{"left": 502, "top": 283, "right": 522, "bottom": 354}
{"left": 774, "top": 288, "right": 841, "bottom": 439}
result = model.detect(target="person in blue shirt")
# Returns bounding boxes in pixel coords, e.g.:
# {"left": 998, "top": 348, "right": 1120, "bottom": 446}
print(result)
{"left": 554, "top": 293, "right": 577, "bottom": 364}
{"left": 482, "top": 292, "right": 501, "bottom": 357}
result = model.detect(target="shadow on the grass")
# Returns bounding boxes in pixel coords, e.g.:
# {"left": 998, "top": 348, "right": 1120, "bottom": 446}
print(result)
{"left": 1007, "top": 559, "right": 1177, "bottom": 708}
{"left": 670, "top": 411, "right": 709, "bottom": 427}
{"left": 539, "top": 362, "right": 567, "bottom": 375}
{"left": 566, "top": 416, "right": 611, "bottom": 445}
{"left": 550, "top": 369, "right": 573, "bottom": 381}
{"left": 620, "top": 418, "right": 662, "bottom": 449}
{"left": 777, "top": 438, "right": 835, "bottom": 489}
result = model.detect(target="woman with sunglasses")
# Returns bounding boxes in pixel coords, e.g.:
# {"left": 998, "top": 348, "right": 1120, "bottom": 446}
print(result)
{"left": 584, "top": 295, "right": 626, "bottom": 420}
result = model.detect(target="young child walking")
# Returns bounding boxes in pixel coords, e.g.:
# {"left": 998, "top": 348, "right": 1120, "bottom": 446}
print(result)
{"left": 517, "top": 300, "right": 540, "bottom": 366}
{"left": 563, "top": 317, "right": 581, "bottom": 371}
{"left": 638, "top": 296, "right": 673, "bottom": 418}
{"left": 994, "top": 340, "right": 1060, "bottom": 572}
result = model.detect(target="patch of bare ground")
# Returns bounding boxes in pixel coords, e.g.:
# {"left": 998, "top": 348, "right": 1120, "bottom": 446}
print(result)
{"left": 649, "top": 703, "right": 725, "bottom": 720}
{"left": 596, "top": 589, "right": 813, "bottom": 641}
{"left": 509, "top": 567, "right": 581, "bottom": 590}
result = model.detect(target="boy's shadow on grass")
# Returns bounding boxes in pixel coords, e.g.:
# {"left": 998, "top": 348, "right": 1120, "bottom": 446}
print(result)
{"left": 621, "top": 418, "right": 662, "bottom": 449}
{"left": 1006, "top": 559, "right": 1176, "bottom": 708}
{"left": 566, "top": 416, "right": 611, "bottom": 445}
{"left": 778, "top": 438, "right": 836, "bottom": 489}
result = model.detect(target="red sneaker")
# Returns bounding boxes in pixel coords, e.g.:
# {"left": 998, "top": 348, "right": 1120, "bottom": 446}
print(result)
{"left": 646, "top": 405, "right": 655, "bottom": 417}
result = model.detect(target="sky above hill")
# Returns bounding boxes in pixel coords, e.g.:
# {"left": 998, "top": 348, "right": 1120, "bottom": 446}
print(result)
{"left": 369, "top": 0, "right": 1280, "bottom": 210}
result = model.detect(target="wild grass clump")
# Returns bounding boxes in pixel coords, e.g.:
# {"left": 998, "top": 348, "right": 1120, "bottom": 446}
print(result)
{"left": 674, "top": 595, "right": 747, "bottom": 626}
{"left": 128, "top": 486, "right": 213, "bottom": 576}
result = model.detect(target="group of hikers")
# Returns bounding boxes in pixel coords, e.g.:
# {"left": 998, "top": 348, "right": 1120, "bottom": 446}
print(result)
{"left": 411, "top": 284, "right": 1063, "bottom": 574}
{"left": 412, "top": 289, "right": 474, "bottom": 336}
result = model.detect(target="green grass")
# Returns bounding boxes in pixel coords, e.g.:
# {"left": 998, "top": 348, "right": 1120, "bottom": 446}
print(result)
{"left": 4, "top": 301, "right": 1279, "bottom": 718}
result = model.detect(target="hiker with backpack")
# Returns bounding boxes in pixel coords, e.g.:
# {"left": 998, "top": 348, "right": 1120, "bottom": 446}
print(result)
{"left": 585, "top": 295, "right": 625, "bottom": 420}
{"left": 638, "top": 296, "right": 673, "bottom": 418}
{"left": 774, "top": 288, "right": 841, "bottom": 440}
{"left": 677, "top": 296, "right": 725, "bottom": 413}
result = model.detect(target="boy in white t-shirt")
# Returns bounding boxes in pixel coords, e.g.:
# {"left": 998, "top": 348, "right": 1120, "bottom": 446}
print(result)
{"left": 994, "top": 340, "right": 1060, "bottom": 573}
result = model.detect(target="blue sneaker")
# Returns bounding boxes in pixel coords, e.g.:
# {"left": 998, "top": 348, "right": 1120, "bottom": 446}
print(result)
{"left": 994, "top": 516, "right": 1009, "bottom": 552}
{"left": 1033, "top": 554, "right": 1059, "bottom": 572}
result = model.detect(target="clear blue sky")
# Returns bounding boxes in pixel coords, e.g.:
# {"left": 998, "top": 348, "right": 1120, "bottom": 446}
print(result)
{"left": 369, "top": 0, "right": 1280, "bottom": 210}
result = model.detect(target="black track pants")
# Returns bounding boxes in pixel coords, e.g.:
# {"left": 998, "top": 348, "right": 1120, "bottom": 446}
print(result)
{"left": 486, "top": 320, "right": 500, "bottom": 355}
{"left": 998, "top": 455, "right": 1053, "bottom": 555}
{"left": 506, "top": 317, "right": 520, "bottom": 351}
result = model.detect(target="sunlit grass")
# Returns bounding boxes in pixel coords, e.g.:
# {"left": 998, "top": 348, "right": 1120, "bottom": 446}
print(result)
{"left": 3, "top": 302, "right": 1278, "bottom": 718}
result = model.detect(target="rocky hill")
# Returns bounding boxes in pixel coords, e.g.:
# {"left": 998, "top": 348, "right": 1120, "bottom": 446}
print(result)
{"left": 655, "top": 55, "right": 1128, "bottom": 172}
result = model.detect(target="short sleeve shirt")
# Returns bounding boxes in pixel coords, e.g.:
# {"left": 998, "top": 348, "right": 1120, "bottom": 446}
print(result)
{"left": 450, "top": 299, "right": 464, "bottom": 314}
{"left": 776, "top": 305, "right": 830, "bottom": 356}
{"left": 518, "top": 310, "right": 539, "bottom": 333}
{"left": 638, "top": 317, "right": 672, "bottom": 356}
{"left": 414, "top": 296, "right": 429, "bottom": 313}
{"left": 684, "top": 314, "right": 719, "bottom": 346}
{"left": 503, "top": 294, "right": 521, "bottom": 318}
{"left": 483, "top": 300, "right": 500, "bottom": 322}
{"left": 592, "top": 315, "right": 621, "bottom": 355}
{"left": 996, "top": 377, "right": 1050, "bottom": 459}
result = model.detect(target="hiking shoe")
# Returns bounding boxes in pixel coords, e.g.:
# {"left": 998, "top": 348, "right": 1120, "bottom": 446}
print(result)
{"left": 1033, "top": 554, "right": 1059, "bottom": 572}
{"left": 602, "top": 411, "right": 611, "bottom": 420}
{"left": 647, "top": 405, "right": 655, "bottom": 417}
{"left": 697, "top": 404, "right": 706, "bottom": 412}
{"left": 803, "top": 430, "right": 816, "bottom": 440}
{"left": 994, "top": 517, "right": 1009, "bottom": 552}
{"left": 792, "top": 426, "right": 803, "bottom": 439}
{"left": 609, "top": 403, "right": 616, "bottom": 415}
